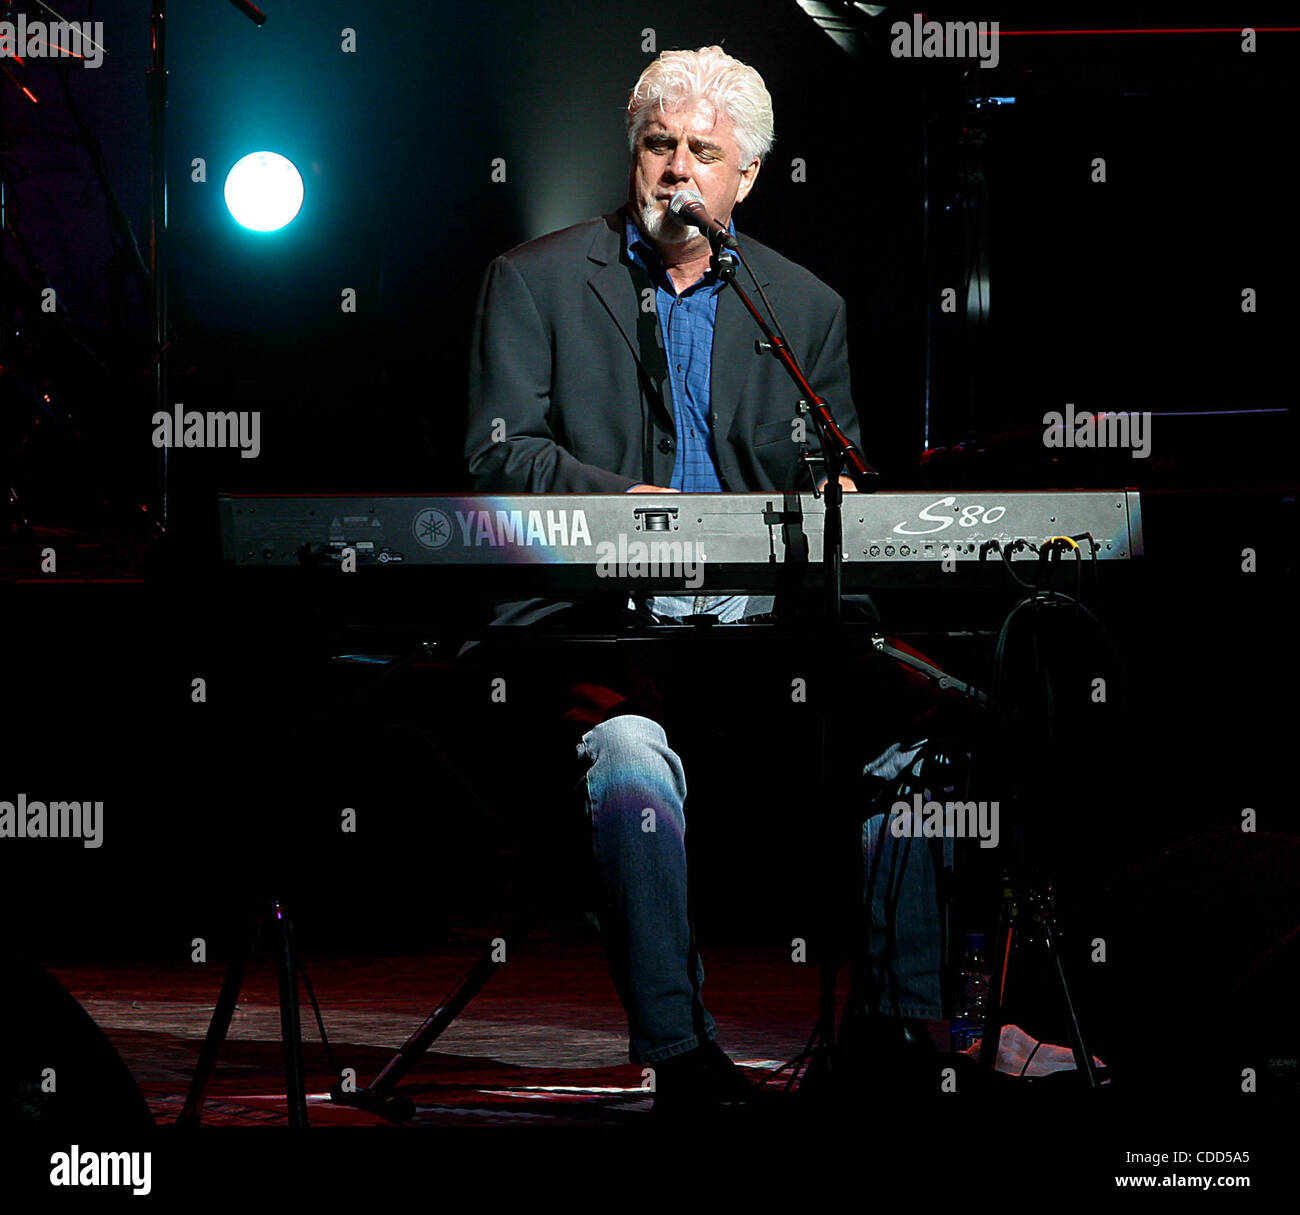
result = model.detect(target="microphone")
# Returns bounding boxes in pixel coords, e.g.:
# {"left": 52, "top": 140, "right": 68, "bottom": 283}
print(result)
{"left": 668, "top": 191, "right": 739, "bottom": 249}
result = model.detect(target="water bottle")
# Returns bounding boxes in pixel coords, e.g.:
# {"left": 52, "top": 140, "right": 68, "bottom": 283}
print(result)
{"left": 951, "top": 933, "right": 990, "bottom": 1053}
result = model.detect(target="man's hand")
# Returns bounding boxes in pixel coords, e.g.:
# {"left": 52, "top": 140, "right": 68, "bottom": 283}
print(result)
{"left": 817, "top": 476, "right": 860, "bottom": 494}
{"left": 627, "top": 484, "right": 680, "bottom": 492}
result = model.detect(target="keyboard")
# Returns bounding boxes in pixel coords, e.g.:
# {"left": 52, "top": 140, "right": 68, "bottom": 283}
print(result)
{"left": 218, "top": 490, "right": 1142, "bottom": 593}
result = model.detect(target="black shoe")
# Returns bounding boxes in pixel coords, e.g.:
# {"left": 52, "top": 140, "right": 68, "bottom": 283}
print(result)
{"left": 832, "top": 1014, "right": 939, "bottom": 1098}
{"left": 651, "top": 1040, "right": 767, "bottom": 1119}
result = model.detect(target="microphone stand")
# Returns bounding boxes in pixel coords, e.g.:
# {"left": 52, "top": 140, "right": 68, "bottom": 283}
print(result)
{"left": 709, "top": 235, "right": 879, "bottom": 1090}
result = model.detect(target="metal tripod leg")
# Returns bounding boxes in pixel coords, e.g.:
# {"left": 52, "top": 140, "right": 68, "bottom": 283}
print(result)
{"left": 1042, "top": 918, "right": 1100, "bottom": 1086}
{"left": 978, "top": 878, "right": 1100, "bottom": 1088}
{"left": 178, "top": 900, "right": 309, "bottom": 1126}
{"left": 330, "top": 918, "right": 531, "bottom": 1122}
{"left": 271, "top": 902, "right": 310, "bottom": 1124}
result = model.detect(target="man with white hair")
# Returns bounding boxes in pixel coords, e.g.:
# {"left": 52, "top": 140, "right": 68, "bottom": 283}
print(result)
{"left": 466, "top": 46, "right": 944, "bottom": 1116}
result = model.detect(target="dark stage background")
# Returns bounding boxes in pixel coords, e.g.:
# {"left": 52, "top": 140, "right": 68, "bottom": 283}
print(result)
{"left": 1, "top": 0, "right": 1297, "bottom": 1150}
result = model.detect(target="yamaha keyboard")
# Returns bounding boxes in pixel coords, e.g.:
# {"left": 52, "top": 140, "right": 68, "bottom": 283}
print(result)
{"left": 218, "top": 490, "right": 1142, "bottom": 594}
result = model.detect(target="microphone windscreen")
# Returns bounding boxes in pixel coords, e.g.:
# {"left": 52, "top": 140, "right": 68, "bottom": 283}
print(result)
{"left": 669, "top": 190, "right": 703, "bottom": 217}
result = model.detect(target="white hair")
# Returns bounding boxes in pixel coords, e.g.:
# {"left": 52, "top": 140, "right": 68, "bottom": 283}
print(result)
{"left": 626, "top": 46, "right": 775, "bottom": 167}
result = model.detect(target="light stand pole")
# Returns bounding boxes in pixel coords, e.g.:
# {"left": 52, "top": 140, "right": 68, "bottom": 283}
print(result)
{"left": 147, "top": 0, "right": 266, "bottom": 532}
{"left": 147, "top": 2, "right": 168, "bottom": 530}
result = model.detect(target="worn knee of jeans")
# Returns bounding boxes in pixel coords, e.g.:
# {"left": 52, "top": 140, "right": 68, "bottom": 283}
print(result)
{"left": 577, "top": 714, "right": 687, "bottom": 840}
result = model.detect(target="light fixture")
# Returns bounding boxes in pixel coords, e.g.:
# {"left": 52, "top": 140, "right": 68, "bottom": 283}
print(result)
{"left": 223, "top": 151, "right": 304, "bottom": 232}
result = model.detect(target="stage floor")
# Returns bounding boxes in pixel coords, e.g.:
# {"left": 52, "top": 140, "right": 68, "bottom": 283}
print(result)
{"left": 49, "top": 940, "right": 889, "bottom": 1126}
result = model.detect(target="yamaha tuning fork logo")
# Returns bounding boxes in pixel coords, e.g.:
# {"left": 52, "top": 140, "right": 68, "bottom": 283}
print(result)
{"left": 412, "top": 507, "right": 455, "bottom": 550}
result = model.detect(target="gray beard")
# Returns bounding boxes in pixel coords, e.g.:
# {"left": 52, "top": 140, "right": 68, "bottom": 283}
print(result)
{"left": 639, "top": 199, "right": 696, "bottom": 246}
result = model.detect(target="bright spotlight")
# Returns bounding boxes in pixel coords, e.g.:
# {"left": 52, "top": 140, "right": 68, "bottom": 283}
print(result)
{"left": 224, "top": 151, "right": 304, "bottom": 232}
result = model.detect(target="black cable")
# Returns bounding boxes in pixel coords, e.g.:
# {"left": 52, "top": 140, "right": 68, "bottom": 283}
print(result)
{"left": 997, "top": 541, "right": 1041, "bottom": 591}
{"left": 1030, "top": 599, "right": 1054, "bottom": 741}
{"left": 761, "top": 1021, "right": 820, "bottom": 1092}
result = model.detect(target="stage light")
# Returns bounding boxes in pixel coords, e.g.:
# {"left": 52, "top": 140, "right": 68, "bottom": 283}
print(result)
{"left": 223, "top": 151, "right": 304, "bottom": 231}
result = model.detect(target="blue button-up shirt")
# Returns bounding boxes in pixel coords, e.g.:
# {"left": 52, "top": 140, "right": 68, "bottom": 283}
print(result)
{"left": 624, "top": 216, "right": 763, "bottom": 623}
{"left": 626, "top": 217, "right": 727, "bottom": 492}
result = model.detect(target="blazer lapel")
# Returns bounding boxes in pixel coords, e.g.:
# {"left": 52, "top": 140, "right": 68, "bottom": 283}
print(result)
{"left": 586, "top": 217, "right": 674, "bottom": 433}
{"left": 711, "top": 240, "right": 772, "bottom": 459}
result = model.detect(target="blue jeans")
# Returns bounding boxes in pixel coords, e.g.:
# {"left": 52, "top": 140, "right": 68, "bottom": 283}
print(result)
{"left": 575, "top": 714, "right": 717, "bottom": 1064}
{"left": 856, "top": 741, "right": 951, "bottom": 1022}
{"left": 576, "top": 717, "right": 946, "bottom": 1064}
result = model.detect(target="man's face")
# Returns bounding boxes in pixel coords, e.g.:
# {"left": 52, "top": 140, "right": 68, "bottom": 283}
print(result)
{"left": 629, "top": 102, "right": 761, "bottom": 249}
